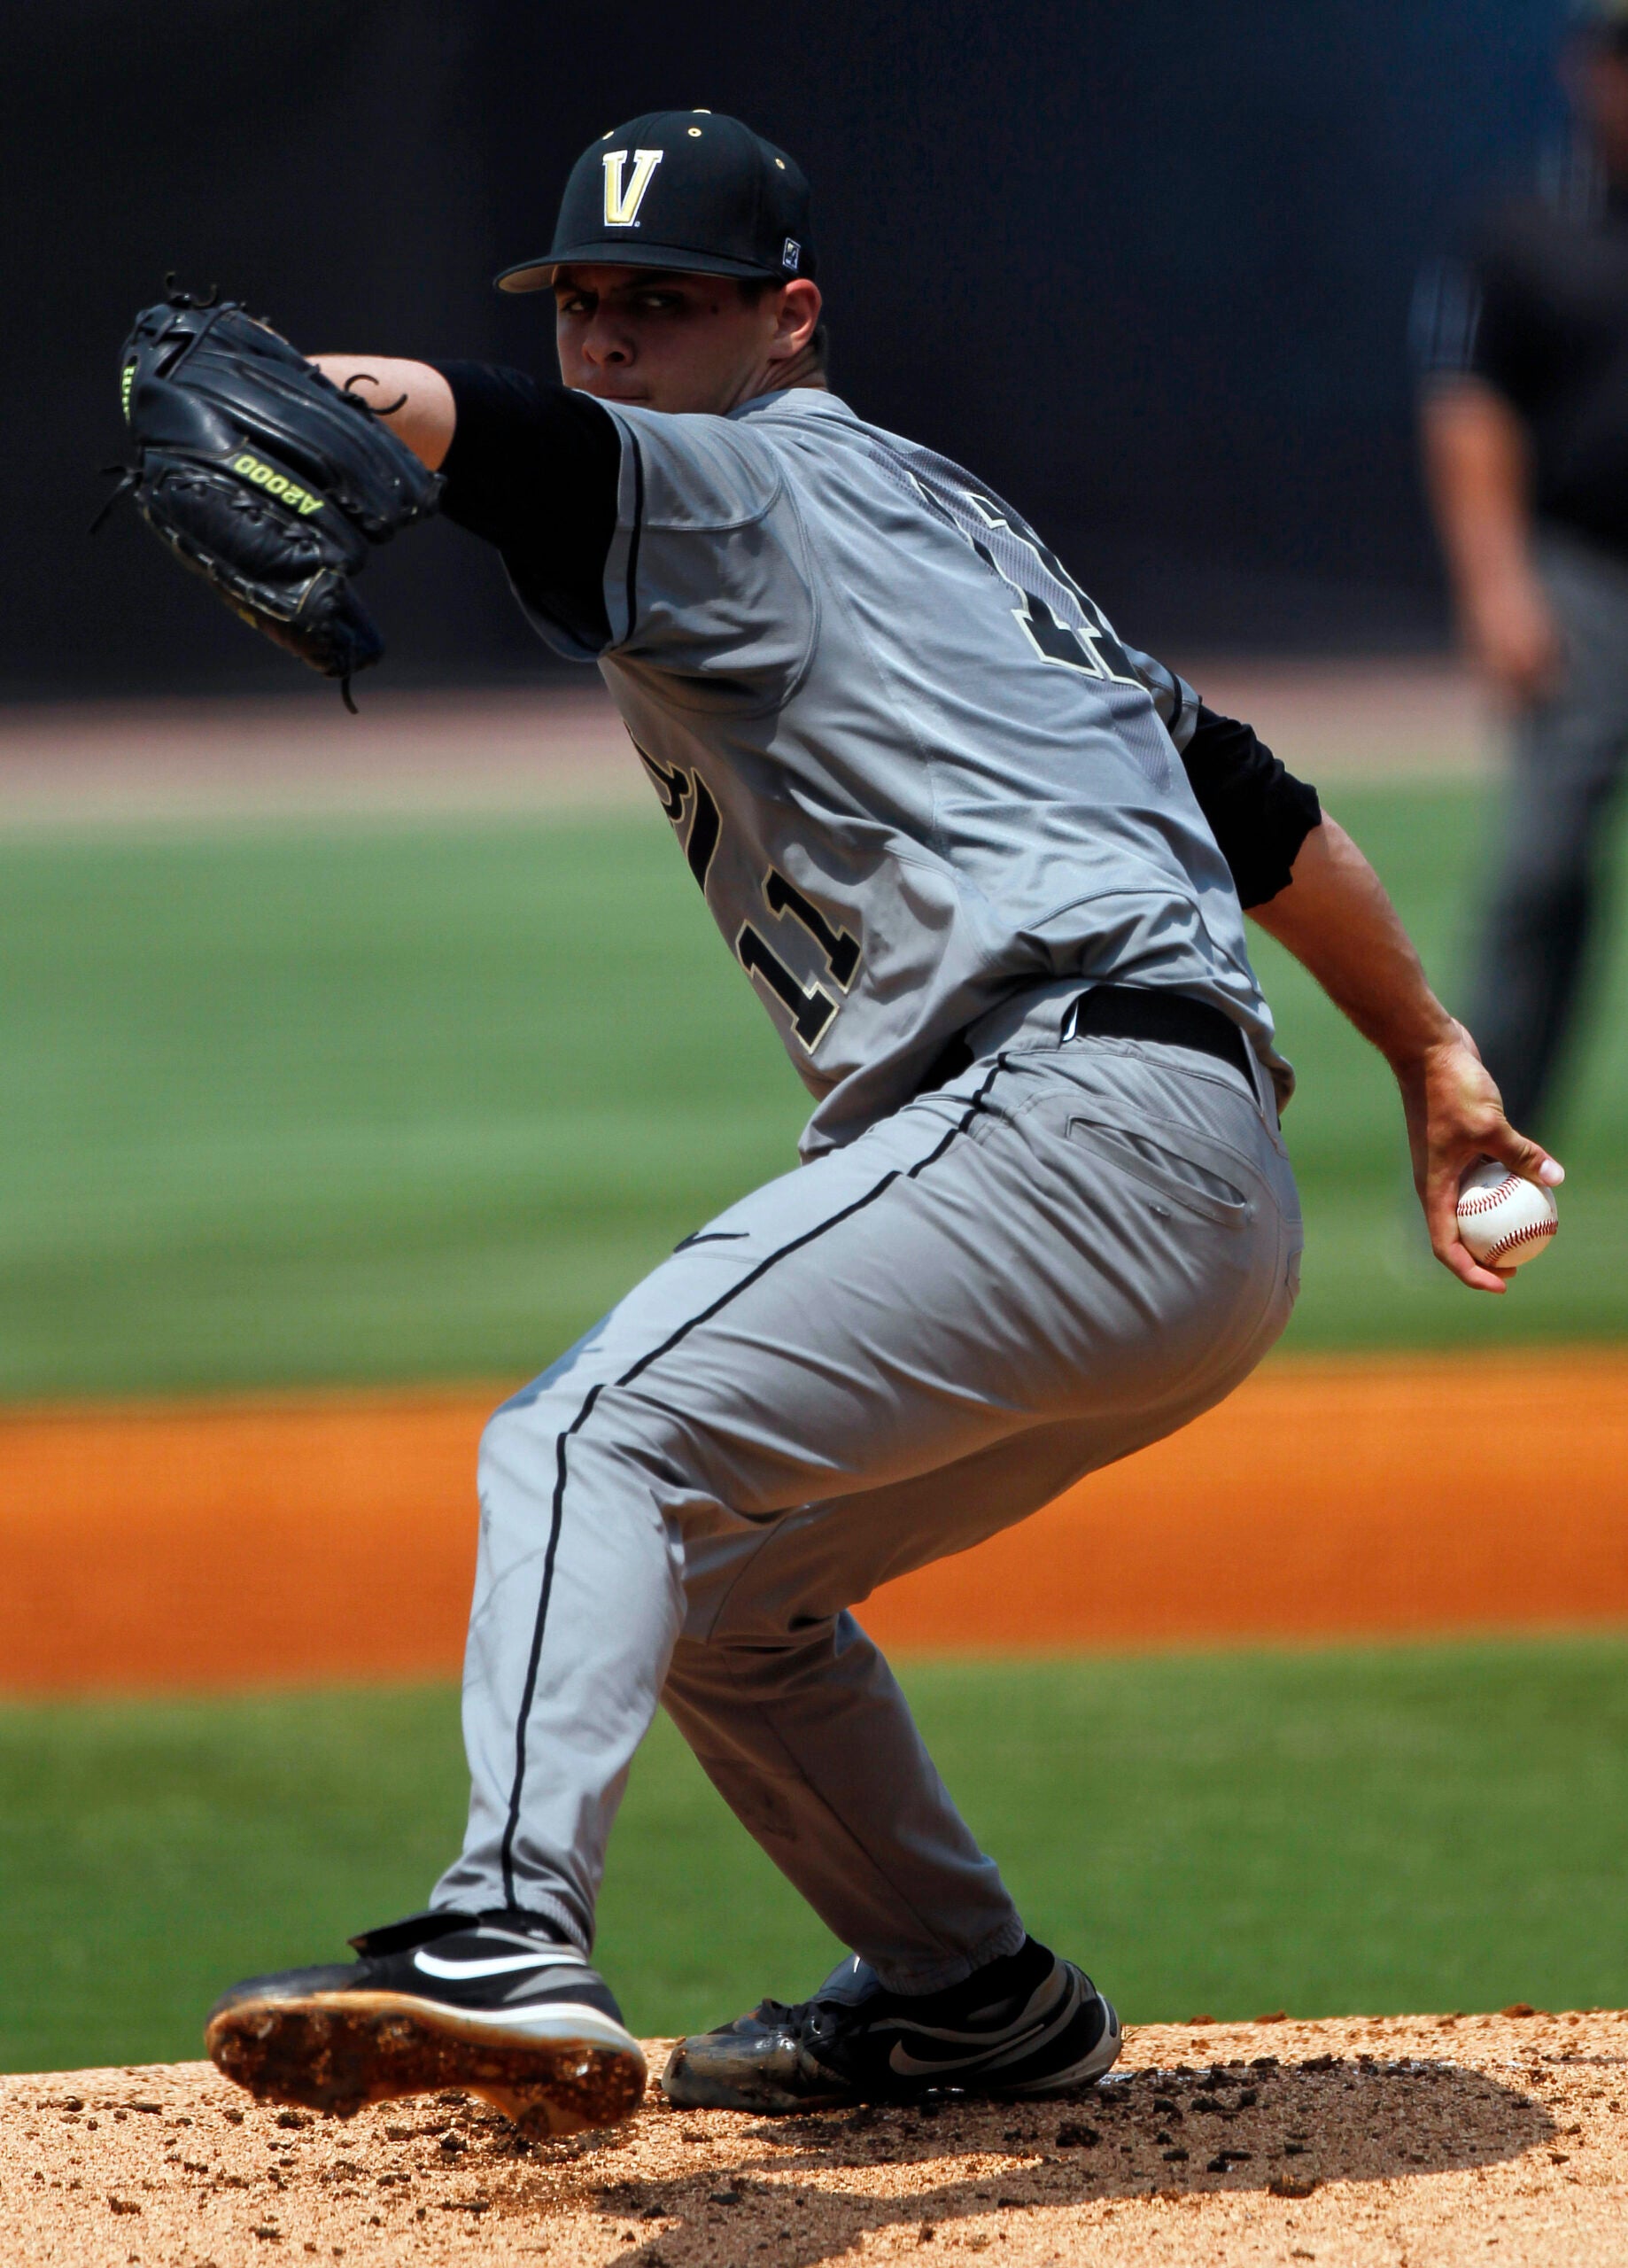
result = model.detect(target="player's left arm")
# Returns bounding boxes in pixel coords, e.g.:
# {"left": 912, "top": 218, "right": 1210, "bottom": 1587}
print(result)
{"left": 309, "top": 358, "right": 624, "bottom": 654}
{"left": 307, "top": 358, "right": 457, "bottom": 469}
{"left": 1249, "top": 813, "right": 1563, "bottom": 1293}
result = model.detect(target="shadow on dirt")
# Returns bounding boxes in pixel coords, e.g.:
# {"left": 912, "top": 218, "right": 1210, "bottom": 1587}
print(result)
{"left": 558, "top": 2052, "right": 1557, "bottom": 2265}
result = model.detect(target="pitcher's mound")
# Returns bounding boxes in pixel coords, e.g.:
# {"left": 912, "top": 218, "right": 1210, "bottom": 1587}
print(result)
{"left": 5, "top": 2009, "right": 1625, "bottom": 2266}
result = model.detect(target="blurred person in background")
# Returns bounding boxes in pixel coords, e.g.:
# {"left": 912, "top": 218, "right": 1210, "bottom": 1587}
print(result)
{"left": 1414, "top": 0, "right": 1628, "bottom": 1136}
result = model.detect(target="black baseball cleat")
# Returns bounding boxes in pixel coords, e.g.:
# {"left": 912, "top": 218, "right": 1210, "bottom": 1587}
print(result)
{"left": 661, "top": 1935, "right": 1120, "bottom": 2113}
{"left": 205, "top": 1909, "right": 646, "bottom": 2138}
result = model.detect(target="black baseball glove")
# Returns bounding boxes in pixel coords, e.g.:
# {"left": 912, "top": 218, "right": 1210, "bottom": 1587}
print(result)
{"left": 104, "top": 284, "right": 442, "bottom": 704}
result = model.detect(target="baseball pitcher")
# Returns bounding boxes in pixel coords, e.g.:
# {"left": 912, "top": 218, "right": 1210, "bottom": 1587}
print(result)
{"left": 116, "top": 113, "right": 1562, "bottom": 2136}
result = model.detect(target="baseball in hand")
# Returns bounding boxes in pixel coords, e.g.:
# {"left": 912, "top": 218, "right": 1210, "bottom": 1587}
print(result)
{"left": 1455, "top": 1157, "right": 1559, "bottom": 1270}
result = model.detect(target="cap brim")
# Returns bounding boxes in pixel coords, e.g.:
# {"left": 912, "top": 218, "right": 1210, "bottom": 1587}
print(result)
{"left": 496, "top": 241, "right": 790, "bottom": 293}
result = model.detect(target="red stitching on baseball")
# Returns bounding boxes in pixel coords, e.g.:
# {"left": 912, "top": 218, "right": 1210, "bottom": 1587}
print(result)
{"left": 1458, "top": 1177, "right": 1523, "bottom": 1216}
{"left": 1485, "top": 1218, "right": 1557, "bottom": 1259}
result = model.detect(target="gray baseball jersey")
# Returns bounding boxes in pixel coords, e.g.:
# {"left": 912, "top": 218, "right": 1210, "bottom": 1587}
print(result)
{"left": 431, "top": 380, "right": 1306, "bottom": 1989}
{"left": 515, "top": 387, "right": 1288, "bottom": 1153}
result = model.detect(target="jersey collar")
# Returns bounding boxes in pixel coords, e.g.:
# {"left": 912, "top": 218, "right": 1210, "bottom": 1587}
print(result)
{"left": 728, "top": 387, "right": 858, "bottom": 425}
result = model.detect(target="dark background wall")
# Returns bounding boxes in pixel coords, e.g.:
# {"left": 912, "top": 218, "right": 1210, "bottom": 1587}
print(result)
{"left": 10, "top": 0, "right": 1569, "bottom": 699}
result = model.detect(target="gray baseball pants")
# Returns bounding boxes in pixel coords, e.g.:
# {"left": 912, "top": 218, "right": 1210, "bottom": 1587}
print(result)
{"left": 1472, "top": 524, "right": 1628, "bottom": 1134}
{"left": 432, "top": 986, "right": 1302, "bottom": 1992}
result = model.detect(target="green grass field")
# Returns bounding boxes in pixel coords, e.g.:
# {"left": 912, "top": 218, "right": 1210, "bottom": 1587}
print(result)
{"left": 2, "top": 781, "right": 1626, "bottom": 1401}
{"left": 4, "top": 1638, "right": 1627, "bottom": 2074}
{"left": 4, "top": 779, "right": 1626, "bottom": 2076}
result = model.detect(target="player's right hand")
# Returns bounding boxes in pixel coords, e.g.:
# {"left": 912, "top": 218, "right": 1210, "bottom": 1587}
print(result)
{"left": 1399, "top": 1020, "right": 1563, "bottom": 1293}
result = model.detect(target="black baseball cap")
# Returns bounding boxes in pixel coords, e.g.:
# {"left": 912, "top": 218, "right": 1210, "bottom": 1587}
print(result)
{"left": 495, "top": 110, "right": 816, "bottom": 293}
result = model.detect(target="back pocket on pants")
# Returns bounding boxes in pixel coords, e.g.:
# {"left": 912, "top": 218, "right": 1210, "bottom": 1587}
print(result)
{"left": 1066, "top": 1116, "right": 1252, "bottom": 1229}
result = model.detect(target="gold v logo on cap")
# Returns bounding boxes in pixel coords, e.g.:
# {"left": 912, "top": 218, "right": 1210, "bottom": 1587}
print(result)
{"left": 601, "top": 148, "right": 664, "bottom": 228}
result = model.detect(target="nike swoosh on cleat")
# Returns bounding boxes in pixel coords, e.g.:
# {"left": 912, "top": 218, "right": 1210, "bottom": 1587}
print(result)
{"left": 407, "top": 1997, "right": 637, "bottom": 2044}
{"left": 413, "top": 1948, "right": 586, "bottom": 1981}
{"left": 887, "top": 2023, "right": 1049, "bottom": 2078}
{"left": 878, "top": 2004, "right": 1061, "bottom": 2047}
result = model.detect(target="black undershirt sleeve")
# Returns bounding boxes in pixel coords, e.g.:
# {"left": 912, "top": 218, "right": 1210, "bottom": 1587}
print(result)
{"left": 430, "top": 361, "right": 621, "bottom": 652}
{"left": 1182, "top": 703, "right": 1322, "bottom": 908}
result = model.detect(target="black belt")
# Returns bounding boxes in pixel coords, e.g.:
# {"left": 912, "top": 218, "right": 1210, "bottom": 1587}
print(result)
{"left": 918, "top": 983, "right": 1254, "bottom": 1097}
{"left": 1065, "top": 984, "right": 1253, "bottom": 1080}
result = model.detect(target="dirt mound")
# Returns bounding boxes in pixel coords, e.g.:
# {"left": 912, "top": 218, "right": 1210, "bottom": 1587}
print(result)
{"left": 7, "top": 2010, "right": 1625, "bottom": 2265}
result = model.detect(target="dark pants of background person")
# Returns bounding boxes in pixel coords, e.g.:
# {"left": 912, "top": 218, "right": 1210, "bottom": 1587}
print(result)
{"left": 1472, "top": 524, "right": 1628, "bottom": 1134}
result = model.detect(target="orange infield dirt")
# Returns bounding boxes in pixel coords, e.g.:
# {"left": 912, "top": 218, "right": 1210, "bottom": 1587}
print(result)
{"left": 6, "top": 2012, "right": 1628, "bottom": 2266}
{"left": 2, "top": 1350, "right": 1625, "bottom": 1691}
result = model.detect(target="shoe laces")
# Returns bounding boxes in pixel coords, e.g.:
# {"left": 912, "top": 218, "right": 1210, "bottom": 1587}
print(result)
{"left": 755, "top": 1992, "right": 844, "bottom": 2047}
{"left": 766, "top": 1992, "right": 862, "bottom": 2055}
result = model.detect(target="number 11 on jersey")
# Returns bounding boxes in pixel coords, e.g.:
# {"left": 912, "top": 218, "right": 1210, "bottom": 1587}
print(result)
{"left": 738, "top": 871, "right": 860, "bottom": 1052}
{"left": 637, "top": 742, "right": 861, "bottom": 1054}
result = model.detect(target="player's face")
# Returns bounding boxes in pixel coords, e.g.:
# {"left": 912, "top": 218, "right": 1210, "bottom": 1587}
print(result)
{"left": 553, "top": 266, "right": 806, "bottom": 415}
